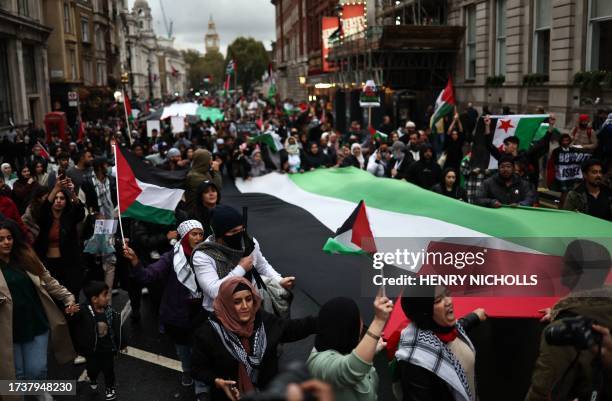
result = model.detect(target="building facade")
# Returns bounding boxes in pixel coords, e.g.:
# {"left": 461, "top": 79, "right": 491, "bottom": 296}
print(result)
{"left": 450, "top": 0, "right": 612, "bottom": 129}
{"left": 124, "top": 0, "right": 186, "bottom": 101}
{"left": 0, "top": 0, "right": 51, "bottom": 133}
{"left": 271, "top": 0, "right": 309, "bottom": 101}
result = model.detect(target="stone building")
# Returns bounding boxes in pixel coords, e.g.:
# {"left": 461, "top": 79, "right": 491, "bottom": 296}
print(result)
{"left": 271, "top": 0, "right": 309, "bottom": 101}
{"left": 0, "top": 0, "right": 51, "bottom": 133}
{"left": 449, "top": 0, "right": 612, "bottom": 128}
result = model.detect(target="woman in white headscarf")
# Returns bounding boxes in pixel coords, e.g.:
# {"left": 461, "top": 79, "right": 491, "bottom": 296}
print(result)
{"left": 284, "top": 136, "right": 301, "bottom": 173}
{"left": 123, "top": 220, "right": 205, "bottom": 389}
{"left": 1, "top": 163, "right": 17, "bottom": 189}
{"left": 340, "top": 143, "right": 366, "bottom": 169}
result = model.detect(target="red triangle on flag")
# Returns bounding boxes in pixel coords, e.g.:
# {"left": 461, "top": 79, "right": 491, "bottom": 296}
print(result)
{"left": 115, "top": 146, "right": 142, "bottom": 213}
{"left": 350, "top": 201, "right": 376, "bottom": 253}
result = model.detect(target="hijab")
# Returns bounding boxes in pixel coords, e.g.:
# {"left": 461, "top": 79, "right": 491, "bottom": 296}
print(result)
{"left": 351, "top": 143, "right": 365, "bottom": 169}
{"left": 213, "top": 277, "right": 265, "bottom": 395}
{"left": 213, "top": 277, "right": 262, "bottom": 338}
{"left": 400, "top": 285, "right": 458, "bottom": 343}
{"left": 315, "top": 297, "right": 361, "bottom": 355}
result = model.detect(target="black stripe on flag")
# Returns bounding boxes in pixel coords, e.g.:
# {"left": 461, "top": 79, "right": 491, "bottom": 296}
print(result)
{"left": 334, "top": 200, "right": 364, "bottom": 236}
{"left": 118, "top": 146, "right": 187, "bottom": 189}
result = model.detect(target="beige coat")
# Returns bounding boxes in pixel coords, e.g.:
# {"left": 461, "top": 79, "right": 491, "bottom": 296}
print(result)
{"left": 0, "top": 266, "right": 76, "bottom": 389}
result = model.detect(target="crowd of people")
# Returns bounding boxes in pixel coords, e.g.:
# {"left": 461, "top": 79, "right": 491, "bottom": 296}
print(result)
{"left": 0, "top": 92, "right": 610, "bottom": 401}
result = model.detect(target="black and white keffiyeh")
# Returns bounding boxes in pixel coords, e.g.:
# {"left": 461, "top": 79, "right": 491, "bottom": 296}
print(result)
{"left": 208, "top": 318, "right": 267, "bottom": 384}
{"left": 172, "top": 241, "right": 199, "bottom": 297}
{"left": 395, "top": 323, "right": 475, "bottom": 401}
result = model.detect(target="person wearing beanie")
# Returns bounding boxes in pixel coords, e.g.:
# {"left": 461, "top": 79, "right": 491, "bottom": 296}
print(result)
{"left": 474, "top": 153, "right": 535, "bottom": 208}
{"left": 190, "top": 205, "right": 295, "bottom": 313}
{"left": 395, "top": 286, "right": 486, "bottom": 401}
{"left": 571, "top": 114, "right": 597, "bottom": 151}
{"left": 161, "top": 148, "right": 189, "bottom": 171}
{"left": 526, "top": 240, "right": 612, "bottom": 401}
{"left": 123, "top": 220, "right": 206, "bottom": 389}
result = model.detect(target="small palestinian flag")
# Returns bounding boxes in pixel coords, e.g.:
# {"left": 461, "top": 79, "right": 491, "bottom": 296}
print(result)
{"left": 430, "top": 77, "right": 455, "bottom": 132}
{"left": 114, "top": 145, "right": 186, "bottom": 225}
{"left": 248, "top": 131, "right": 283, "bottom": 153}
{"left": 124, "top": 91, "right": 134, "bottom": 122}
{"left": 323, "top": 200, "right": 376, "bottom": 254}
{"left": 368, "top": 126, "right": 388, "bottom": 142}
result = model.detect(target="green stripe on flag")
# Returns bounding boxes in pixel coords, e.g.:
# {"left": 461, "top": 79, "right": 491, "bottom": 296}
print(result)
{"left": 431, "top": 103, "right": 453, "bottom": 128}
{"left": 323, "top": 237, "right": 367, "bottom": 255}
{"left": 122, "top": 200, "right": 176, "bottom": 225}
{"left": 288, "top": 168, "right": 612, "bottom": 254}
{"left": 514, "top": 117, "right": 548, "bottom": 151}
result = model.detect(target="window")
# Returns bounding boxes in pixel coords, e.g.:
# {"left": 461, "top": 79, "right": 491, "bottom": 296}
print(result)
{"left": 533, "top": 0, "right": 551, "bottom": 74}
{"left": 465, "top": 5, "right": 477, "bottom": 79}
{"left": 17, "top": 0, "right": 29, "bottom": 16}
{"left": 22, "top": 45, "right": 37, "bottom": 94}
{"left": 0, "top": 41, "right": 12, "bottom": 127}
{"left": 96, "top": 62, "right": 107, "bottom": 85}
{"left": 95, "top": 26, "right": 105, "bottom": 51}
{"left": 495, "top": 0, "right": 506, "bottom": 76}
{"left": 588, "top": 0, "right": 612, "bottom": 70}
{"left": 83, "top": 59, "right": 93, "bottom": 85}
{"left": 63, "top": 2, "right": 72, "bottom": 33}
{"left": 69, "top": 49, "right": 77, "bottom": 80}
{"left": 81, "top": 18, "right": 90, "bottom": 42}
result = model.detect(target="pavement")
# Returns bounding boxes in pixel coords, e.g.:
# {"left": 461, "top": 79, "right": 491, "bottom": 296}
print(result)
{"left": 47, "top": 179, "right": 544, "bottom": 401}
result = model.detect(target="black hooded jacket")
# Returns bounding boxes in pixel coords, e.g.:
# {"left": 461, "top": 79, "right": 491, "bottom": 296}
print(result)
{"left": 407, "top": 144, "right": 442, "bottom": 189}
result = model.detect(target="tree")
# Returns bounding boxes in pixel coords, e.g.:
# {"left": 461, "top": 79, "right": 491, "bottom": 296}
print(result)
{"left": 182, "top": 49, "right": 225, "bottom": 90}
{"left": 226, "top": 37, "right": 270, "bottom": 92}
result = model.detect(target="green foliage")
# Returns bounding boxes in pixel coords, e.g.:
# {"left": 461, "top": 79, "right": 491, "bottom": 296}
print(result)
{"left": 486, "top": 75, "right": 505, "bottom": 87}
{"left": 522, "top": 73, "right": 549, "bottom": 87}
{"left": 226, "top": 37, "right": 270, "bottom": 92}
{"left": 182, "top": 49, "right": 225, "bottom": 90}
{"left": 573, "top": 70, "right": 611, "bottom": 90}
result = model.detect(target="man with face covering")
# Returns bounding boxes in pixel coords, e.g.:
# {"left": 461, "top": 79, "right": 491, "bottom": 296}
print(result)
{"left": 407, "top": 143, "right": 442, "bottom": 190}
{"left": 191, "top": 205, "right": 295, "bottom": 313}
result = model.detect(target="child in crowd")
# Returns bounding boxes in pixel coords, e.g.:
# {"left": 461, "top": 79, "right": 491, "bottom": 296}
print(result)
{"left": 70, "top": 281, "right": 123, "bottom": 401}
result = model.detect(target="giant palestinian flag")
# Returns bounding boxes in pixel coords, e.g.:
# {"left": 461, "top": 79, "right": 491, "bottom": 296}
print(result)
{"left": 472, "top": 114, "right": 549, "bottom": 169}
{"left": 236, "top": 168, "right": 612, "bottom": 318}
{"left": 115, "top": 145, "right": 186, "bottom": 225}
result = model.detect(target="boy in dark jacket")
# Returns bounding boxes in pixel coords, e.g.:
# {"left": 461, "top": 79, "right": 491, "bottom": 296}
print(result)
{"left": 70, "top": 281, "right": 122, "bottom": 401}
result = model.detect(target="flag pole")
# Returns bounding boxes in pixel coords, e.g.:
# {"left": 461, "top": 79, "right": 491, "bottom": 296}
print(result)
{"left": 112, "top": 143, "right": 127, "bottom": 248}
{"left": 122, "top": 89, "right": 133, "bottom": 146}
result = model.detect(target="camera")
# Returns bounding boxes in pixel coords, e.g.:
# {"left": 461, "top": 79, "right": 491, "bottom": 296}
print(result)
{"left": 241, "top": 361, "right": 315, "bottom": 401}
{"left": 545, "top": 315, "right": 602, "bottom": 349}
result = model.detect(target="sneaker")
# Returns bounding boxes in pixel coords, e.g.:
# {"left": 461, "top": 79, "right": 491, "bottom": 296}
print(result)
{"left": 181, "top": 373, "right": 193, "bottom": 387}
{"left": 105, "top": 387, "right": 117, "bottom": 401}
{"left": 74, "top": 355, "right": 86, "bottom": 365}
{"left": 89, "top": 380, "right": 98, "bottom": 391}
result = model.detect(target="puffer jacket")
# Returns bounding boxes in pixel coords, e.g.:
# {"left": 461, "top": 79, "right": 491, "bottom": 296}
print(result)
{"left": 525, "top": 286, "right": 612, "bottom": 401}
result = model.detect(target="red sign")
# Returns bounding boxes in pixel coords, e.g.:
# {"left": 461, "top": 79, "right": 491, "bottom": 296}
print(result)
{"left": 322, "top": 17, "right": 339, "bottom": 72}
{"left": 341, "top": 3, "right": 366, "bottom": 39}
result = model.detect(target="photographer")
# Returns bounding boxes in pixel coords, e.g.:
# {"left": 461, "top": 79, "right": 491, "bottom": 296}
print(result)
{"left": 525, "top": 239, "right": 612, "bottom": 401}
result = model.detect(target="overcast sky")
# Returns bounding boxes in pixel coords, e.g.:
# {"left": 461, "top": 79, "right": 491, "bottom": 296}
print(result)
{"left": 128, "top": 0, "right": 276, "bottom": 55}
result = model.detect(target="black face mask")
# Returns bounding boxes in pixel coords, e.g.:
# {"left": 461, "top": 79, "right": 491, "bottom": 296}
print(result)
{"left": 223, "top": 232, "right": 243, "bottom": 250}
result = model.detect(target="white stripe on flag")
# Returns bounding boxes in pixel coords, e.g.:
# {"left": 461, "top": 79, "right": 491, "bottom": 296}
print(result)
{"left": 135, "top": 179, "right": 185, "bottom": 211}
